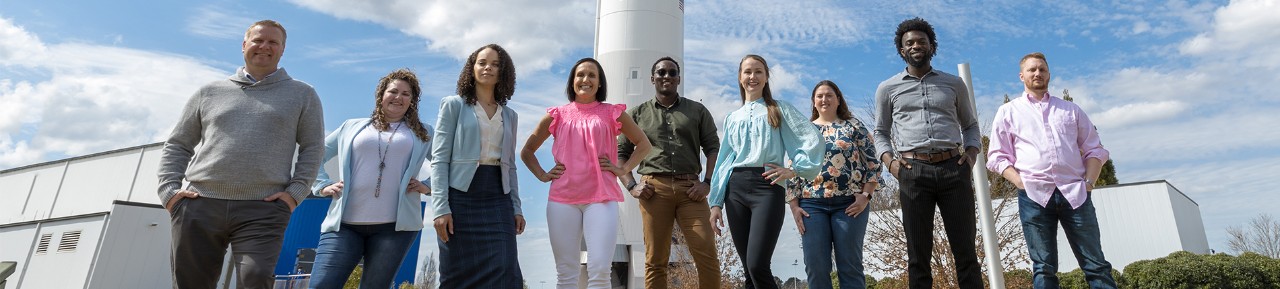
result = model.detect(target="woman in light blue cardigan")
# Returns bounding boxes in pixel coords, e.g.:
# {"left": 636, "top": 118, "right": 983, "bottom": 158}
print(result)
{"left": 430, "top": 44, "right": 524, "bottom": 288}
{"left": 309, "top": 69, "right": 433, "bottom": 289}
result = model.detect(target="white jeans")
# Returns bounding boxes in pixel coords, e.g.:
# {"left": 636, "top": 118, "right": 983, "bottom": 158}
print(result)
{"left": 547, "top": 201, "right": 619, "bottom": 289}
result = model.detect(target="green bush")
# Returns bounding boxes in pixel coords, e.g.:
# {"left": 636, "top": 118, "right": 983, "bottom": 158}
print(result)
{"left": 1123, "top": 251, "right": 1280, "bottom": 289}
{"left": 1055, "top": 268, "right": 1123, "bottom": 288}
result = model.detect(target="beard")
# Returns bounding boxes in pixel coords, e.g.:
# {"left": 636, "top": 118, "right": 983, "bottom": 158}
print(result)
{"left": 903, "top": 52, "right": 933, "bottom": 69}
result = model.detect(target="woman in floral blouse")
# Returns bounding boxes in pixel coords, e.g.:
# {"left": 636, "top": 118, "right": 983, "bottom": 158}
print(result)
{"left": 787, "top": 80, "right": 882, "bottom": 289}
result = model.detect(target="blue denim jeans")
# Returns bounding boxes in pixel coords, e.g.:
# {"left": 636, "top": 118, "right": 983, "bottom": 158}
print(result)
{"left": 1018, "top": 189, "right": 1117, "bottom": 289}
{"left": 799, "top": 196, "right": 868, "bottom": 289}
{"left": 309, "top": 223, "right": 419, "bottom": 289}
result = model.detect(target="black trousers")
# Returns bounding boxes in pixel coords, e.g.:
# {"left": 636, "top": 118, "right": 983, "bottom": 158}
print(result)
{"left": 725, "top": 167, "right": 785, "bottom": 289}
{"left": 898, "top": 156, "right": 983, "bottom": 289}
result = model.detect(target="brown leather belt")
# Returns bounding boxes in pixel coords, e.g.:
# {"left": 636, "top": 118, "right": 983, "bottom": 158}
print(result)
{"left": 646, "top": 173, "right": 700, "bottom": 180}
{"left": 900, "top": 149, "right": 961, "bottom": 163}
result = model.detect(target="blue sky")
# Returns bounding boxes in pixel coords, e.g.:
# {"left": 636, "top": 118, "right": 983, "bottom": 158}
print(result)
{"left": 3, "top": 0, "right": 1278, "bottom": 283}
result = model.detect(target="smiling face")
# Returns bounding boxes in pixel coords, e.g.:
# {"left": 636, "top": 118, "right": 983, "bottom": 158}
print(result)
{"left": 738, "top": 57, "right": 769, "bottom": 96}
{"left": 380, "top": 79, "right": 414, "bottom": 122}
{"left": 241, "top": 25, "right": 285, "bottom": 73}
{"left": 473, "top": 47, "right": 502, "bottom": 88}
{"left": 572, "top": 62, "right": 600, "bottom": 102}
{"left": 651, "top": 60, "right": 681, "bottom": 96}
{"left": 1020, "top": 57, "right": 1051, "bottom": 92}
{"left": 899, "top": 30, "right": 934, "bottom": 68}
{"left": 813, "top": 84, "right": 840, "bottom": 117}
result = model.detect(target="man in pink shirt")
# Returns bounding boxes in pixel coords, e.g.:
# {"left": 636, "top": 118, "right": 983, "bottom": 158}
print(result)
{"left": 987, "top": 52, "right": 1118, "bottom": 288}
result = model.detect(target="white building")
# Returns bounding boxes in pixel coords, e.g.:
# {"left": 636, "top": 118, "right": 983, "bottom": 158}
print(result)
{"left": 0, "top": 143, "right": 173, "bottom": 289}
{"left": 1053, "top": 180, "right": 1210, "bottom": 272}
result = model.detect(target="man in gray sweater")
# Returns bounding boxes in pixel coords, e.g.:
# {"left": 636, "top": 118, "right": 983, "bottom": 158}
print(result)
{"left": 157, "top": 19, "right": 324, "bottom": 289}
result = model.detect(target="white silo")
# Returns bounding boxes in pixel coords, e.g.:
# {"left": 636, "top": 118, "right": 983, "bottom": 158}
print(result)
{"left": 593, "top": 0, "right": 684, "bottom": 288}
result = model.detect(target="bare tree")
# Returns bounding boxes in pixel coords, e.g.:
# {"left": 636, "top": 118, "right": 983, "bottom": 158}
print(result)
{"left": 1227, "top": 213, "right": 1280, "bottom": 258}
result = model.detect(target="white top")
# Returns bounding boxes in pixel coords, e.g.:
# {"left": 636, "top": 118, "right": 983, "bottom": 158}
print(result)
{"left": 344, "top": 122, "right": 413, "bottom": 224}
{"left": 474, "top": 104, "right": 504, "bottom": 166}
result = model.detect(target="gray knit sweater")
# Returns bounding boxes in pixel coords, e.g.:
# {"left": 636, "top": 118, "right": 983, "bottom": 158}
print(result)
{"left": 157, "top": 67, "right": 324, "bottom": 207}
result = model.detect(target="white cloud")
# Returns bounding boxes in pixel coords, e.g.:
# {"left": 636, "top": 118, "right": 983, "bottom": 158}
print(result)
{"left": 286, "top": 0, "right": 595, "bottom": 74}
{"left": 0, "top": 18, "right": 226, "bottom": 169}
{"left": 186, "top": 6, "right": 256, "bottom": 40}
{"left": 1180, "top": 0, "right": 1280, "bottom": 67}
{"left": 1091, "top": 100, "right": 1188, "bottom": 130}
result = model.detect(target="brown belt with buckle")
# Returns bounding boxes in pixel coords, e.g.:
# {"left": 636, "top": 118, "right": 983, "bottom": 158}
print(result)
{"left": 647, "top": 173, "right": 700, "bottom": 180}
{"left": 900, "top": 148, "right": 962, "bottom": 163}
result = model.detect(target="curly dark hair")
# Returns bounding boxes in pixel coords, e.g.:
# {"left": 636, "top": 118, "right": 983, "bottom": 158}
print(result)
{"left": 810, "top": 80, "right": 853, "bottom": 121}
{"left": 456, "top": 44, "right": 516, "bottom": 106}
{"left": 565, "top": 58, "right": 608, "bottom": 102}
{"left": 894, "top": 17, "right": 938, "bottom": 59}
{"left": 372, "top": 69, "right": 430, "bottom": 141}
{"left": 651, "top": 56, "right": 680, "bottom": 75}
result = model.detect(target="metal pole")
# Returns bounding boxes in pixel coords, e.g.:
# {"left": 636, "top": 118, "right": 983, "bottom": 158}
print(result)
{"left": 958, "top": 62, "right": 1006, "bottom": 288}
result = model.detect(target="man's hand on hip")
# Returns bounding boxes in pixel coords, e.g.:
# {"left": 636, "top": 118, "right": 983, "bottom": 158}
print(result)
{"left": 264, "top": 191, "right": 297, "bottom": 212}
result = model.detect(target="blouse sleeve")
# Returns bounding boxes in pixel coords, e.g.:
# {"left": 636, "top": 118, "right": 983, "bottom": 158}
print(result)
{"left": 778, "top": 102, "right": 825, "bottom": 180}
{"left": 611, "top": 103, "right": 627, "bottom": 135}
{"left": 850, "top": 118, "right": 882, "bottom": 184}
{"left": 546, "top": 106, "right": 561, "bottom": 135}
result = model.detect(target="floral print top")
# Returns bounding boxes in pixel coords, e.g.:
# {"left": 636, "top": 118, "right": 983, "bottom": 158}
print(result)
{"left": 787, "top": 118, "right": 883, "bottom": 202}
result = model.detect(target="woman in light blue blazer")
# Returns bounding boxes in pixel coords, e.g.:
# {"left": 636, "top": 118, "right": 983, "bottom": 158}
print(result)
{"left": 431, "top": 44, "right": 524, "bottom": 288}
{"left": 309, "top": 69, "right": 433, "bottom": 289}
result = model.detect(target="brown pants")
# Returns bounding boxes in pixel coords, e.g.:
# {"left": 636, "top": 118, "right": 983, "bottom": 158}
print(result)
{"left": 170, "top": 197, "right": 292, "bottom": 289}
{"left": 639, "top": 175, "right": 721, "bottom": 289}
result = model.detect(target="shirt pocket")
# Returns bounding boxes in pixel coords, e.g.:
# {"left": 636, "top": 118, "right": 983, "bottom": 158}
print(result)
{"left": 1053, "top": 111, "right": 1079, "bottom": 142}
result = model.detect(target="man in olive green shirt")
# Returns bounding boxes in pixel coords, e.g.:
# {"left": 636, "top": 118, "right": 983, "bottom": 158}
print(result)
{"left": 618, "top": 57, "right": 721, "bottom": 289}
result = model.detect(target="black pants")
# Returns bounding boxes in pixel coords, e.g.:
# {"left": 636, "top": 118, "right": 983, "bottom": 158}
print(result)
{"left": 726, "top": 167, "right": 785, "bottom": 289}
{"left": 898, "top": 156, "right": 983, "bottom": 289}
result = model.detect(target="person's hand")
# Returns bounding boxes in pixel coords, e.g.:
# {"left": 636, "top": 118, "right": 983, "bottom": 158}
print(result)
{"left": 166, "top": 190, "right": 200, "bottom": 212}
{"left": 958, "top": 147, "right": 980, "bottom": 166}
{"left": 538, "top": 163, "right": 566, "bottom": 182}
{"left": 763, "top": 163, "right": 796, "bottom": 185}
{"left": 320, "top": 182, "right": 344, "bottom": 197}
{"left": 407, "top": 178, "right": 430, "bottom": 195}
{"left": 1012, "top": 177, "right": 1026, "bottom": 190}
{"left": 789, "top": 201, "right": 809, "bottom": 235}
{"left": 629, "top": 180, "right": 654, "bottom": 200}
{"left": 264, "top": 191, "right": 297, "bottom": 211}
{"left": 846, "top": 193, "right": 871, "bottom": 217}
{"left": 514, "top": 215, "right": 526, "bottom": 235}
{"left": 434, "top": 214, "right": 454, "bottom": 242}
{"left": 686, "top": 181, "right": 710, "bottom": 201}
{"left": 598, "top": 156, "right": 626, "bottom": 177}
{"left": 888, "top": 158, "right": 910, "bottom": 179}
{"left": 710, "top": 206, "right": 725, "bottom": 236}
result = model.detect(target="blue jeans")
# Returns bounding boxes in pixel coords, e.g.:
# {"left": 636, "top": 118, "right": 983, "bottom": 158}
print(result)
{"left": 1018, "top": 189, "right": 1117, "bottom": 289}
{"left": 799, "top": 196, "right": 868, "bottom": 289}
{"left": 309, "top": 223, "right": 419, "bottom": 289}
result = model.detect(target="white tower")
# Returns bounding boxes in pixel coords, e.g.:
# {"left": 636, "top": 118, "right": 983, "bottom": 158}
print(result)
{"left": 594, "top": 0, "right": 683, "bottom": 288}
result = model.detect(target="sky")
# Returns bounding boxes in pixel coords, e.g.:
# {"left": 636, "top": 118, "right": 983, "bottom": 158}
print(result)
{"left": 2, "top": 0, "right": 1279, "bottom": 284}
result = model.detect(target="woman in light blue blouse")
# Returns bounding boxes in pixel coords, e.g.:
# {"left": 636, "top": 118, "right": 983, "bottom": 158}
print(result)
{"left": 786, "top": 80, "right": 882, "bottom": 289}
{"left": 707, "top": 54, "right": 825, "bottom": 289}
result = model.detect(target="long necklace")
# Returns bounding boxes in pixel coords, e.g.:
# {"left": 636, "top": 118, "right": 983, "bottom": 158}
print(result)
{"left": 374, "top": 122, "right": 402, "bottom": 197}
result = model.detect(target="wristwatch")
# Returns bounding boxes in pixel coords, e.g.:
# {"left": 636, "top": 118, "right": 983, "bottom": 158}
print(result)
{"left": 627, "top": 181, "right": 639, "bottom": 191}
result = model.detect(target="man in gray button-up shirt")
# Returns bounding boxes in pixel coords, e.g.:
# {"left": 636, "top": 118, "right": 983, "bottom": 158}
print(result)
{"left": 873, "top": 17, "right": 983, "bottom": 289}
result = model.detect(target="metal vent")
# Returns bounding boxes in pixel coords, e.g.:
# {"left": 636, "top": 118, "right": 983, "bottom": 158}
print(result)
{"left": 57, "top": 230, "right": 81, "bottom": 253}
{"left": 35, "top": 233, "right": 52, "bottom": 255}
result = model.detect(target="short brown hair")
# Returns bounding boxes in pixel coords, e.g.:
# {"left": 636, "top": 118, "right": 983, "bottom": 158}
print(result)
{"left": 245, "top": 20, "right": 287, "bottom": 43}
{"left": 1020, "top": 52, "right": 1047, "bottom": 67}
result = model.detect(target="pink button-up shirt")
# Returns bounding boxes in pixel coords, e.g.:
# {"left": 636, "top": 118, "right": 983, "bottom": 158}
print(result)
{"left": 986, "top": 92, "right": 1109, "bottom": 209}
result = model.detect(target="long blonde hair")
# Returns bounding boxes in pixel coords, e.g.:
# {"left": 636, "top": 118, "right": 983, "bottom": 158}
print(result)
{"left": 738, "top": 54, "right": 782, "bottom": 128}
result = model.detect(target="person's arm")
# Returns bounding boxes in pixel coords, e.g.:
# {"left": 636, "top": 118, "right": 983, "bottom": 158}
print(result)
{"left": 611, "top": 113, "right": 651, "bottom": 176}
{"left": 698, "top": 105, "right": 721, "bottom": 184}
{"left": 285, "top": 90, "right": 326, "bottom": 206}
{"left": 872, "top": 83, "right": 897, "bottom": 167}
{"left": 987, "top": 105, "right": 1023, "bottom": 189}
{"left": 617, "top": 107, "right": 639, "bottom": 187}
{"left": 954, "top": 78, "right": 982, "bottom": 164}
{"left": 522, "top": 114, "right": 565, "bottom": 182}
{"left": 429, "top": 97, "right": 461, "bottom": 219}
{"left": 313, "top": 122, "right": 345, "bottom": 197}
{"left": 158, "top": 88, "right": 206, "bottom": 210}
{"left": 777, "top": 103, "right": 824, "bottom": 181}
{"left": 1076, "top": 106, "right": 1109, "bottom": 190}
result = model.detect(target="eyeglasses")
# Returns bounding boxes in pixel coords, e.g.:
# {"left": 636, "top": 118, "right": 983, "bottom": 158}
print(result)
{"left": 655, "top": 69, "right": 679, "bottom": 77}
